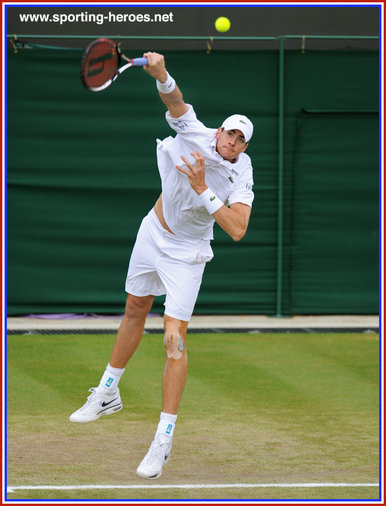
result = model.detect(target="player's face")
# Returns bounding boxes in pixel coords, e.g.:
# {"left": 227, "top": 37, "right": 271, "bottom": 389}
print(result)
{"left": 215, "top": 128, "right": 248, "bottom": 162}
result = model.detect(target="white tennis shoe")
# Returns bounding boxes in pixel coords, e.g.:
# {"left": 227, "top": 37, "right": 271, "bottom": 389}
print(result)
{"left": 136, "top": 433, "right": 172, "bottom": 479}
{"left": 69, "top": 387, "right": 122, "bottom": 423}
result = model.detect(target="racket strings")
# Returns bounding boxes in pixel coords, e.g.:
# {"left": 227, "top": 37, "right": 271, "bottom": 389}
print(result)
{"left": 81, "top": 39, "right": 120, "bottom": 89}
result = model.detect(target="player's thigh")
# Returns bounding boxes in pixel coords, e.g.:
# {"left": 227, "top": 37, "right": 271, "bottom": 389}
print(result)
{"left": 158, "top": 258, "right": 205, "bottom": 322}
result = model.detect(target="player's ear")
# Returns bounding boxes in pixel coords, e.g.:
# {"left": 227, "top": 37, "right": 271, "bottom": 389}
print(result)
{"left": 215, "top": 127, "right": 223, "bottom": 139}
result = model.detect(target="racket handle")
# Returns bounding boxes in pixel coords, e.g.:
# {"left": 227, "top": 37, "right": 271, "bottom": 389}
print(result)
{"left": 132, "top": 57, "right": 148, "bottom": 66}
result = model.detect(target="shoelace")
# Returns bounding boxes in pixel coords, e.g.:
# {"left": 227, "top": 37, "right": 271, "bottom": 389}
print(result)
{"left": 79, "top": 387, "right": 98, "bottom": 411}
{"left": 144, "top": 435, "right": 171, "bottom": 465}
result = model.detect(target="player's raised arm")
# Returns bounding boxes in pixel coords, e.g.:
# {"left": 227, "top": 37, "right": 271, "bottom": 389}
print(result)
{"left": 143, "top": 52, "right": 188, "bottom": 118}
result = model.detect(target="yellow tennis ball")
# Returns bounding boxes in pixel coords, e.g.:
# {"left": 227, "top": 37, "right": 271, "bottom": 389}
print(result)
{"left": 215, "top": 17, "right": 231, "bottom": 33}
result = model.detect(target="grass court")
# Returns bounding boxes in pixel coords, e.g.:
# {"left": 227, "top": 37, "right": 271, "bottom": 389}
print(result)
{"left": 6, "top": 331, "right": 380, "bottom": 501}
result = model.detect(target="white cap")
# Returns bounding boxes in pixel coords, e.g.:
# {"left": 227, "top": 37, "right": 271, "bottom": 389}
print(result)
{"left": 221, "top": 114, "right": 254, "bottom": 143}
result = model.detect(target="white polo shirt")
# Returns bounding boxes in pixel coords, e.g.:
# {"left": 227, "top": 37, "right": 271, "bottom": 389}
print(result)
{"left": 156, "top": 104, "right": 254, "bottom": 241}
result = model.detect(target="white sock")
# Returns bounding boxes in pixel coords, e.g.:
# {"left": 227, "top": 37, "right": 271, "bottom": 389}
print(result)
{"left": 156, "top": 412, "right": 177, "bottom": 438}
{"left": 97, "top": 363, "right": 125, "bottom": 393}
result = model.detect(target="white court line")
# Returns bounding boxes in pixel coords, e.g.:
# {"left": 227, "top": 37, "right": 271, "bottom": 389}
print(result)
{"left": 7, "top": 483, "right": 379, "bottom": 493}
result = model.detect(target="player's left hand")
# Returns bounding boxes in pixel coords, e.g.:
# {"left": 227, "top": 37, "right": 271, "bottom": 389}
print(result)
{"left": 176, "top": 151, "right": 208, "bottom": 195}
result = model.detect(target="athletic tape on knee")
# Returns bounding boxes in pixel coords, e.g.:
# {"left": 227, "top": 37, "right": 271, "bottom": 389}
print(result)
{"left": 163, "top": 333, "right": 185, "bottom": 359}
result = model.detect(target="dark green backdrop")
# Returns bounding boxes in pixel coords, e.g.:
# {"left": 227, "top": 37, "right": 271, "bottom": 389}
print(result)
{"left": 7, "top": 48, "right": 379, "bottom": 315}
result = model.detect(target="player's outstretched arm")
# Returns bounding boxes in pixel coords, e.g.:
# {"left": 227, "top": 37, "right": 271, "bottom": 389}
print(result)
{"left": 143, "top": 52, "right": 188, "bottom": 118}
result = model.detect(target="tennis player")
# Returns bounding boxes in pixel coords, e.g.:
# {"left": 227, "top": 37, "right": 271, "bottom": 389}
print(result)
{"left": 70, "top": 52, "right": 254, "bottom": 480}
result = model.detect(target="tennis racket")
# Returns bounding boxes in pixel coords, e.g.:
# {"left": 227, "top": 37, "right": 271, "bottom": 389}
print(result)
{"left": 80, "top": 38, "right": 148, "bottom": 92}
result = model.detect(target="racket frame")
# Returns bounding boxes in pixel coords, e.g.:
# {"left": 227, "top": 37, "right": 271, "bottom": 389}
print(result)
{"left": 80, "top": 38, "right": 147, "bottom": 92}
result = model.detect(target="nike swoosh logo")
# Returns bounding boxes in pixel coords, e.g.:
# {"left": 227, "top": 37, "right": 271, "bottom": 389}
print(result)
{"left": 101, "top": 398, "right": 118, "bottom": 407}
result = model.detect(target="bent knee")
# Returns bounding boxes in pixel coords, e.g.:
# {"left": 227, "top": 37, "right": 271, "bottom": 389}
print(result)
{"left": 164, "top": 331, "right": 185, "bottom": 360}
{"left": 124, "top": 294, "right": 153, "bottom": 319}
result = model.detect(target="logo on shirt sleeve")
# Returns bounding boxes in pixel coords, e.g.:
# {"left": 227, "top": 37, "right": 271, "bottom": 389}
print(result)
{"left": 246, "top": 183, "right": 253, "bottom": 190}
{"left": 172, "top": 120, "right": 189, "bottom": 131}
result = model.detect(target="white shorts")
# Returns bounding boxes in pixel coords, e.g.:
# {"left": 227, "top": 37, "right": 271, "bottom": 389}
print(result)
{"left": 125, "top": 209, "right": 213, "bottom": 321}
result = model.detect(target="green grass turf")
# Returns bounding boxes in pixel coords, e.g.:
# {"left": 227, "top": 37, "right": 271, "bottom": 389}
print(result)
{"left": 6, "top": 332, "right": 380, "bottom": 501}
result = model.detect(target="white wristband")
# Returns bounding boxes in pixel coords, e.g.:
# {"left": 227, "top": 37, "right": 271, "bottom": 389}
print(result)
{"left": 198, "top": 188, "right": 224, "bottom": 215}
{"left": 156, "top": 72, "right": 176, "bottom": 94}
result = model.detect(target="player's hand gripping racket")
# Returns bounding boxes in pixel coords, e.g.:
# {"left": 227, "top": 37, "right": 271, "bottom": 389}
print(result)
{"left": 80, "top": 38, "right": 148, "bottom": 92}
